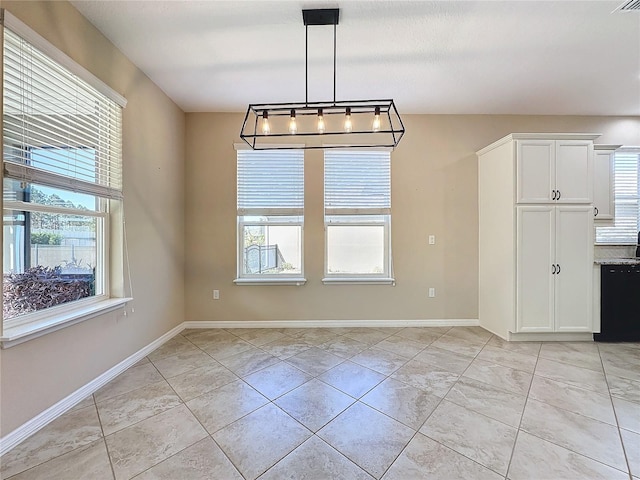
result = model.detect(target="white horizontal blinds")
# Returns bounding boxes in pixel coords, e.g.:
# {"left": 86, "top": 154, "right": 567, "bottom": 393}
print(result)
{"left": 237, "top": 149, "right": 304, "bottom": 215}
{"left": 324, "top": 150, "right": 391, "bottom": 215}
{"left": 596, "top": 151, "right": 640, "bottom": 244}
{"left": 3, "top": 27, "right": 123, "bottom": 199}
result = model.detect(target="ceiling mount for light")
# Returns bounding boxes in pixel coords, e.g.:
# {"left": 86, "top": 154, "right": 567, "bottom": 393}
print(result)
{"left": 240, "top": 8, "right": 405, "bottom": 150}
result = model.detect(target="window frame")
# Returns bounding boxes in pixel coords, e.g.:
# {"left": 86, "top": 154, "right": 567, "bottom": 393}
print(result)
{"left": 1, "top": 11, "right": 129, "bottom": 346}
{"left": 322, "top": 148, "right": 394, "bottom": 285}
{"left": 234, "top": 144, "right": 306, "bottom": 285}
{"left": 595, "top": 147, "right": 640, "bottom": 245}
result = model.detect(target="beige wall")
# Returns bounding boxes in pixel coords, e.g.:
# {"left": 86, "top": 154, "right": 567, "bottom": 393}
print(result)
{"left": 185, "top": 113, "right": 639, "bottom": 322}
{"left": 1, "top": 2, "right": 186, "bottom": 436}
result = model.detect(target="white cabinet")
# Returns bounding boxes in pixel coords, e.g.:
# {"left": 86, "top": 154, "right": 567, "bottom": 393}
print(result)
{"left": 478, "top": 133, "right": 599, "bottom": 340}
{"left": 593, "top": 145, "right": 619, "bottom": 223}
{"left": 517, "top": 139, "right": 594, "bottom": 204}
{"left": 516, "top": 206, "right": 594, "bottom": 333}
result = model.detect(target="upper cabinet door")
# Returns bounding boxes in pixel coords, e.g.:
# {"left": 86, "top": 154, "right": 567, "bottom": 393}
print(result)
{"left": 517, "top": 140, "right": 555, "bottom": 204}
{"left": 555, "top": 141, "right": 593, "bottom": 204}
{"left": 593, "top": 148, "right": 616, "bottom": 222}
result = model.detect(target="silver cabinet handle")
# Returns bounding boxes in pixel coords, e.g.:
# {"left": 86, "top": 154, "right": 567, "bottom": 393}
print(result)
{"left": 557, "top": 190, "right": 561, "bottom": 200}
{"left": 594, "top": 207, "right": 599, "bottom": 217}
{"left": 552, "top": 190, "right": 557, "bottom": 200}
{"left": 552, "top": 264, "right": 556, "bottom": 274}
{"left": 557, "top": 264, "right": 561, "bottom": 274}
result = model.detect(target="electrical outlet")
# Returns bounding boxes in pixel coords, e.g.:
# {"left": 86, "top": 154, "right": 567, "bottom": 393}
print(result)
{"left": 213, "top": 290, "right": 220, "bottom": 300}
{"left": 428, "top": 235, "right": 435, "bottom": 245}
{"left": 428, "top": 287, "right": 435, "bottom": 297}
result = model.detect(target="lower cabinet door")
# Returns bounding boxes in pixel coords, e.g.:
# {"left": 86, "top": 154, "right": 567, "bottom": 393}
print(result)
{"left": 554, "top": 206, "right": 594, "bottom": 332}
{"left": 516, "top": 206, "right": 555, "bottom": 332}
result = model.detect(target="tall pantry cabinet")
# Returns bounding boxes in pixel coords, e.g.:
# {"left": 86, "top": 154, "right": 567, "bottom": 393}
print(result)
{"left": 478, "top": 134, "right": 599, "bottom": 340}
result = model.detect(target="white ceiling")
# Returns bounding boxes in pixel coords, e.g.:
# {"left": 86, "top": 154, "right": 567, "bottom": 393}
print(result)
{"left": 71, "top": 0, "right": 640, "bottom": 115}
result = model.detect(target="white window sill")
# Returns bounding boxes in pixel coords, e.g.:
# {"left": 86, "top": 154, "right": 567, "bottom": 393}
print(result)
{"left": 322, "top": 277, "right": 396, "bottom": 285}
{"left": 1, "top": 297, "right": 132, "bottom": 348}
{"left": 234, "top": 277, "right": 307, "bottom": 286}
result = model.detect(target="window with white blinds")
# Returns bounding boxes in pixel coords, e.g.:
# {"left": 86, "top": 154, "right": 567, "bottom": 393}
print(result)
{"left": 323, "top": 150, "right": 393, "bottom": 282}
{"left": 3, "top": 25, "right": 124, "bottom": 199}
{"left": 324, "top": 150, "right": 391, "bottom": 214}
{"left": 236, "top": 148, "right": 305, "bottom": 281}
{"left": 596, "top": 150, "right": 640, "bottom": 244}
{"left": 237, "top": 149, "right": 304, "bottom": 215}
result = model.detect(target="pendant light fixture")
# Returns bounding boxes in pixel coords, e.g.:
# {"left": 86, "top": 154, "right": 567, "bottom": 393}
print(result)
{"left": 240, "top": 8, "right": 405, "bottom": 150}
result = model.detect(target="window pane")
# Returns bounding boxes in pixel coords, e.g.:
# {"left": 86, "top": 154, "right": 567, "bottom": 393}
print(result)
{"left": 327, "top": 225, "right": 385, "bottom": 274}
{"left": 242, "top": 225, "right": 301, "bottom": 275}
{"left": 3, "top": 208, "right": 99, "bottom": 319}
{"left": 3, "top": 179, "right": 98, "bottom": 211}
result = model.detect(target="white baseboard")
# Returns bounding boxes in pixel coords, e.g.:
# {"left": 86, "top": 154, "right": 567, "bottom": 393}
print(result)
{"left": 183, "top": 319, "right": 479, "bottom": 329}
{"left": 507, "top": 331, "right": 594, "bottom": 342}
{"left": 0, "top": 323, "right": 185, "bottom": 456}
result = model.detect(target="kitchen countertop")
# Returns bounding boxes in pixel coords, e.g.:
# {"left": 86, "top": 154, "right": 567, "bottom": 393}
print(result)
{"left": 595, "top": 258, "right": 640, "bottom": 265}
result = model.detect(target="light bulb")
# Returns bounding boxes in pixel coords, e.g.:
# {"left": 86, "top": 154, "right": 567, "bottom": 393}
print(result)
{"left": 317, "top": 108, "right": 325, "bottom": 134}
{"left": 261, "top": 110, "right": 270, "bottom": 135}
{"left": 344, "top": 107, "right": 352, "bottom": 133}
{"left": 289, "top": 109, "right": 297, "bottom": 134}
{"left": 372, "top": 106, "right": 381, "bottom": 132}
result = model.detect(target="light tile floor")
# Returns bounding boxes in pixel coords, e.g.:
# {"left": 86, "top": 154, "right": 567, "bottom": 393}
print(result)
{"left": 1, "top": 326, "right": 639, "bottom": 480}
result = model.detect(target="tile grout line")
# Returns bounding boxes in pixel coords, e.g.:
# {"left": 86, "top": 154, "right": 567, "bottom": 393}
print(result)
{"left": 598, "top": 342, "right": 634, "bottom": 479}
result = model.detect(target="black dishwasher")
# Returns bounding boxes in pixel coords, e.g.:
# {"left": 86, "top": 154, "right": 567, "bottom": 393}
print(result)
{"left": 594, "top": 264, "right": 640, "bottom": 342}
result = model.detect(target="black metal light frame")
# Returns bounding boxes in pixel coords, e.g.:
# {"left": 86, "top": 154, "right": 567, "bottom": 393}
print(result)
{"left": 240, "top": 8, "right": 405, "bottom": 150}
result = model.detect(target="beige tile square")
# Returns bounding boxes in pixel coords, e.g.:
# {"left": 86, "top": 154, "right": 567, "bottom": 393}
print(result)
{"left": 486, "top": 335, "right": 541, "bottom": 356}
{"left": 0, "top": 406, "right": 103, "bottom": 479}
{"left": 529, "top": 375, "right": 616, "bottom": 425}
{"left": 94, "top": 363, "right": 164, "bottom": 403}
{"left": 317, "top": 402, "right": 414, "bottom": 478}
{"left": 70, "top": 395, "right": 95, "bottom": 412}
{"left": 463, "top": 359, "right": 532, "bottom": 396}
{"left": 539, "top": 342, "right": 603, "bottom": 373}
{"left": 317, "top": 361, "right": 386, "bottom": 398}
{"left": 217, "top": 347, "right": 280, "bottom": 377}
{"left": 413, "top": 346, "right": 474, "bottom": 374}
{"left": 165, "top": 361, "right": 238, "bottom": 402}
{"left": 233, "top": 328, "right": 288, "bottom": 346}
{"left": 213, "top": 403, "right": 311, "bottom": 479}
{"left": 243, "top": 361, "right": 312, "bottom": 400}
{"left": 275, "top": 379, "right": 355, "bottom": 432}
{"left": 350, "top": 347, "right": 409, "bottom": 375}
{"left": 96, "top": 380, "right": 182, "bottom": 435}
{"left": 621, "top": 428, "right": 640, "bottom": 477}
{"left": 105, "top": 404, "right": 207, "bottom": 480}
{"left": 260, "top": 337, "right": 311, "bottom": 360}
{"left": 383, "top": 433, "right": 503, "bottom": 480}
{"left": 285, "top": 347, "right": 344, "bottom": 376}
{"left": 613, "top": 396, "right": 640, "bottom": 433}
{"left": 445, "top": 376, "right": 526, "bottom": 427}
{"left": 259, "top": 436, "right": 374, "bottom": 480}
{"left": 508, "top": 431, "right": 629, "bottom": 480}
{"left": 445, "top": 326, "right": 492, "bottom": 345}
{"left": 318, "top": 336, "right": 369, "bottom": 359}
{"left": 420, "top": 400, "right": 517, "bottom": 475}
{"left": 6, "top": 440, "right": 113, "bottom": 480}
{"left": 431, "top": 335, "right": 484, "bottom": 357}
{"left": 607, "top": 374, "right": 640, "bottom": 404}
{"left": 135, "top": 437, "right": 243, "bottom": 480}
{"left": 476, "top": 345, "right": 537, "bottom": 373}
{"left": 288, "top": 328, "right": 339, "bottom": 346}
{"left": 391, "top": 359, "right": 459, "bottom": 397}
{"left": 521, "top": 398, "right": 627, "bottom": 472}
{"left": 362, "top": 377, "right": 441, "bottom": 430}
{"left": 395, "top": 327, "right": 444, "bottom": 345}
{"left": 342, "top": 328, "right": 393, "bottom": 345}
{"left": 200, "top": 336, "right": 254, "bottom": 360}
{"left": 182, "top": 328, "right": 237, "bottom": 348}
{"left": 147, "top": 335, "right": 200, "bottom": 362}
{"left": 376, "top": 335, "right": 426, "bottom": 358}
{"left": 535, "top": 358, "right": 608, "bottom": 395}
{"left": 186, "top": 380, "right": 268, "bottom": 434}
{"left": 151, "top": 349, "right": 218, "bottom": 378}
